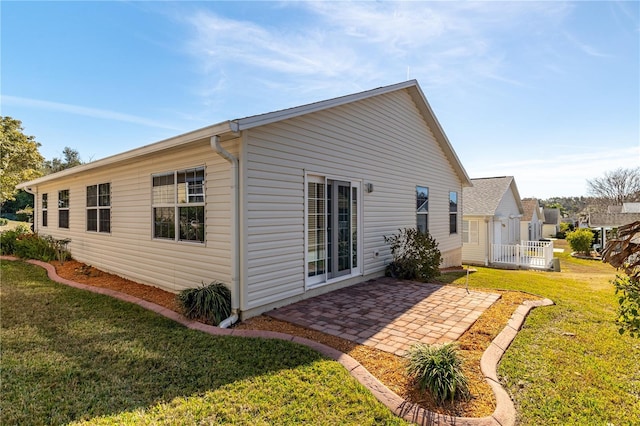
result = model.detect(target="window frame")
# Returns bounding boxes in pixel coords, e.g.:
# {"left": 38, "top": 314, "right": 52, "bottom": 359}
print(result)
{"left": 151, "top": 166, "right": 206, "bottom": 244}
{"left": 86, "top": 183, "right": 111, "bottom": 233}
{"left": 462, "top": 219, "right": 479, "bottom": 244}
{"left": 58, "top": 189, "right": 70, "bottom": 229}
{"left": 416, "top": 186, "right": 429, "bottom": 234}
{"left": 449, "top": 191, "right": 458, "bottom": 234}
{"left": 42, "top": 193, "right": 48, "bottom": 227}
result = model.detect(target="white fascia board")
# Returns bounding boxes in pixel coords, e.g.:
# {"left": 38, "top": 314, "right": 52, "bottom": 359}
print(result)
{"left": 18, "top": 121, "right": 234, "bottom": 189}
{"left": 406, "top": 84, "right": 472, "bottom": 188}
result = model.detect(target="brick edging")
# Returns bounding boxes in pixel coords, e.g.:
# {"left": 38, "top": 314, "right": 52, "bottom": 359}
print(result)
{"left": 2, "top": 256, "right": 554, "bottom": 426}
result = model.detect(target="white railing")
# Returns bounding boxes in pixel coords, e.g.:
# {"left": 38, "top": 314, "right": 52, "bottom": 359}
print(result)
{"left": 491, "top": 240, "right": 554, "bottom": 269}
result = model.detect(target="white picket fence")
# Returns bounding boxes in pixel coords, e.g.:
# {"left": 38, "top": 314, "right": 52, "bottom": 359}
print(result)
{"left": 491, "top": 240, "right": 554, "bottom": 269}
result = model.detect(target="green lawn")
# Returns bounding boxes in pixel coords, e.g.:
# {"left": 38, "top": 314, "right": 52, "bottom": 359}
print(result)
{"left": 438, "top": 240, "right": 640, "bottom": 425}
{"left": 0, "top": 260, "right": 407, "bottom": 426}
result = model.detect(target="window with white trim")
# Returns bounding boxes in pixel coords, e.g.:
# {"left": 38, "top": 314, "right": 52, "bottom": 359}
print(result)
{"left": 449, "top": 191, "right": 458, "bottom": 234}
{"left": 306, "top": 175, "right": 361, "bottom": 287}
{"left": 42, "top": 193, "right": 48, "bottom": 227}
{"left": 58, "top": 189, "right": 69, "bottom": 228}
{"left": 87, "top": 183, "right": 111, "bottom": 233}
{"left": 416, "top": 186, "right": 428, "bottom": 233}
{"left": 152, "top": 167, "right": 205, "bottom": 242}
{"left": 463, "top": 220, "right": 479, "bottom": 244}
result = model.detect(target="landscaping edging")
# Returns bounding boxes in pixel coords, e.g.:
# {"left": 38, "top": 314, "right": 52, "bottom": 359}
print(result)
{"left": 2, "top": 256, "right": 554, "bottom": 426}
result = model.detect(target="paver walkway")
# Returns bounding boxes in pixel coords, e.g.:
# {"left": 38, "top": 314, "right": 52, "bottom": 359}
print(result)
{"left": 268, "top": 277, "right": 501, "bottom": 356}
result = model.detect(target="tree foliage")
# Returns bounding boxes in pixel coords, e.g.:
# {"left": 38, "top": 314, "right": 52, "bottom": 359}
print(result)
{"left": 0, "top": 117, "right": 44, "bottom": 203}
{"left": 566, "top": 228, "right": 594, "bottom": 256}
{"left": 587, "top": 167, "right": 640, "bottom": 206}
{"left": 603, "top": 221, "right": 640, "bottom": 337}
{"left": 43, "top": 146, "right": 83, "bottom": 174}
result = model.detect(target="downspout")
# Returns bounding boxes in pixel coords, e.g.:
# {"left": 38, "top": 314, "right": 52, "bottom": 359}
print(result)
{"left": 211, "top": 135, "right": 240, "bottom": 328}
{"left": 484, "top": 217, "right": 490, "bottom": 266}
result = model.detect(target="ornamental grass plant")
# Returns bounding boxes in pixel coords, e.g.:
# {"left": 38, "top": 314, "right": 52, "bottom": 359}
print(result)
{"left": 177, "top": 281, "right": 231, "bottom": 326}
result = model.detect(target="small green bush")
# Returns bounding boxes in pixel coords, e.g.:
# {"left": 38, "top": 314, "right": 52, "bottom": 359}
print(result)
{"left": 14, "top": 234, "right": 58, "bottom": 262}
{"left": 384, "top": 228, "right": 441, "bottom": 281}
{"left": 0, "top": 218, "right": 8, "bottom": 226}
{"left": 566, "top": 228, "right": 594, "bottom": 256}
{"left": 613, "top": 274, "right": 640, "bottom": 338}
{"left": 0, "top": 225, "right": 31, "bottom": 255}
{"left": 406, "top": 342, "right": 469, "bottom": 403}
{"left": 177, "top": 281, "right": 231, "bottom": 326}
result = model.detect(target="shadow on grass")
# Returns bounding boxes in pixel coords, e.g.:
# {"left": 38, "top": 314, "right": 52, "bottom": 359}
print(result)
{"left": 1, "top": 261, "right": 327, "bottom": 425}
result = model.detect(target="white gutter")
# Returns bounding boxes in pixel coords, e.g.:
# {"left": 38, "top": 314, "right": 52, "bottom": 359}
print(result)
{"left": 211, "top": 135, "right": 240, "bottom": 328}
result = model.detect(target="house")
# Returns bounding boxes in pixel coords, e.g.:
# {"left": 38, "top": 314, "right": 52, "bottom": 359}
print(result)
{"left": 18, "top": 80, "right": 472, "bottom": 321}
{"left": 521, "top": 198, "right": 544, "bottom": 241}
{"left": 542, "top": 207, "right": 562, "bottom": 238}
{"left": 462, "top": 176, "right": 524, "bottom": 266}
{"left": 589, "top": 208, "right": 640, "bottom": 250}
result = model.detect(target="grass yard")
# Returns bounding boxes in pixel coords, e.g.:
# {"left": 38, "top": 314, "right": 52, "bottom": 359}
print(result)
{"left": 437, "top": 240, "right": 640, "bottom": 425}
{"left": 0, "top": 260, "right": 408, "bottom": 426}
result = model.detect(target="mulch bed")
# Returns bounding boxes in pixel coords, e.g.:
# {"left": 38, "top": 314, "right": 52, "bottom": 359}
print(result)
{"left": 51, "top": 259, "right": 538, "bottom": 418}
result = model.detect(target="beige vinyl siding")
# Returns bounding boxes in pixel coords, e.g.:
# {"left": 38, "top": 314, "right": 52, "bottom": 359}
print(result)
{"left": 243, "top": 89, "right": 463, "bottom": 312}
{"left": 462, "top": 216, "right": 489, "bottom": 265}
{"left": 32, "top": 138, "right": 236, "bottom": 293}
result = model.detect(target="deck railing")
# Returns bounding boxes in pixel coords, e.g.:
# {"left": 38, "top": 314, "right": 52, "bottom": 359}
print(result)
{"left": 491, "top": 240, "right": 554, "bottom": 269}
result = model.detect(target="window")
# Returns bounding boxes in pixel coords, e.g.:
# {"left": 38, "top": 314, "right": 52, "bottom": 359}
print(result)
{"left": 306, "top": 175, "right": 361, "bottom": 287}
{"left": 58, "top": 190, "right": 69, "bottom": 228}
{"left": 42, "top": 193, "right": 48, "bottom": 227}
{"left": 87, "top": 183, "right": 111, "bottom": 233}
{"left": 416, "top": 186, "right": 429, "bottom": 233}
{"left": 152, "top": 167, "right": 205, "bottom": 242}
{"left": 449, "top": 191, "right": 458, "bottom": 234}
{"left": 463, "top": 220, "right": 479, "bottom": 244}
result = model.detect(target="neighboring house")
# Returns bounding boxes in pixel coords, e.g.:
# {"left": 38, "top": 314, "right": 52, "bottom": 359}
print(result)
{"left": 462, "top": 176, "right": 524, "bottom": 266}
{"left": 589, "top": 210, "right": 640, "bottom": 250}
{"left": 521, "top": 198, "right": 544, "bottom": 241}
{"left": 543, "top": 207, "right": 562, "bottom": 238}
{"left": 18, "top": 80, "right": 472, "bottom": 320}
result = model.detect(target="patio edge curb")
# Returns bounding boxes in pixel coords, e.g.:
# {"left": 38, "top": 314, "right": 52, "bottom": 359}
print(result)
{"left": 2, "top": 257, "right": 555, "bottom": 426}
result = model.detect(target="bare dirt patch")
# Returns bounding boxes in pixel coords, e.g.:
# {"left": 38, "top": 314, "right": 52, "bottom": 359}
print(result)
{"left": 51, "top": 259, "right": 538, "bottom": 418}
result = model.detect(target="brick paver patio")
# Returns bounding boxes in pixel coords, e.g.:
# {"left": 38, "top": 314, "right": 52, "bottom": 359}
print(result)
{"left": 267, "top": 277, "right": 501, "bottom": 356}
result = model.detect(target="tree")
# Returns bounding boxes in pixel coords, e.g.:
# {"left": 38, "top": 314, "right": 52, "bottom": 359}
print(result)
{"left": 43, "top": 146, "right": 83, "bottom": 174}
{"left": 602, "top": 221, "right": 640, "bottom": 337}
{"left": 0, "top": 117, "right": 44, "bottom": 203}
{"left": 586, "top": 167, "right": 640, "bottom": 206}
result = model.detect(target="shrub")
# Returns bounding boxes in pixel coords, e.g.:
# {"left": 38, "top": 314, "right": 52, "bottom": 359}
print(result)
{"left": 0, "top": 225, "right": 31, "bottom": 255}
{"left": 405, "top": 342, "right": 469, "bottom": 403}
{"left": 612, "top": 275, "right": 640, "bottom": 337}
{"left": 556, "top": 222, "right": 572, "bottom": 239}
{"left": 566, "top": 228, "right": 594, "bottom": 256}
{"left": 0, "top": 218, "right": 8, "bottom": 226}
{"left": 177, "top": 282, "right": 231, "bottom": 326}
{"left": 14, "top": 234, "right": 58, "bottom": 261}
{"left": 384, "top": 228, "right": 441, "bottom": 281}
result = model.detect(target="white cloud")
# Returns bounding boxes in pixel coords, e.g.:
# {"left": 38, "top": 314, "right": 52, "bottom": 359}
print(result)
{"left": 1, "top": 95, "right": 181, "bottom": 131}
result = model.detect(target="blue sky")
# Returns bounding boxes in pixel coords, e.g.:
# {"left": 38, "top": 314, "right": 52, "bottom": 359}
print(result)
{"left": 2, "top": 1, "right": 638, "bottom": 199}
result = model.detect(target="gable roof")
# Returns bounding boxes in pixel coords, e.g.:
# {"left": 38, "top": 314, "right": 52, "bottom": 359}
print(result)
{"left": 521, "top": 198, "right": 542, "bottom": 221}
{"left": 19, "top": 80, "right": 471, "bottom": 189}
{"left": 543, "top": 208, "right": 561, "bottom": 225}
{"left": 589, "top": 213, "right": 640, "bottom": 228}
{"left": 462, "top": 176, "right": 523, "bottom": 216}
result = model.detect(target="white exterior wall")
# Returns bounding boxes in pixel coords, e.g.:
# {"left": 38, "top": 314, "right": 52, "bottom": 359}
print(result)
{"left": 461, "top": 216, "right": 489, "bottom": 265}
{"left": 32, "top": 139, "right": 236, "bottom": 293}
{"left": 495, "top": 190, "right": 521, "bottom": 244}
{"left": 241, "top": 90, "right": 463, "bottom": 315}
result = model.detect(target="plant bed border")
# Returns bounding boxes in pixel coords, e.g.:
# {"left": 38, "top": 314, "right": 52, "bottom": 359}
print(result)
{"left": 0, "top": 256, "right": 553, "bottom": 426}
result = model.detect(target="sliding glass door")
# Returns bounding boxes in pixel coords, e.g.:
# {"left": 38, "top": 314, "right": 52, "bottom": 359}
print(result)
{"left": 307, "top": 176, "right": 360, "bottom": 287}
